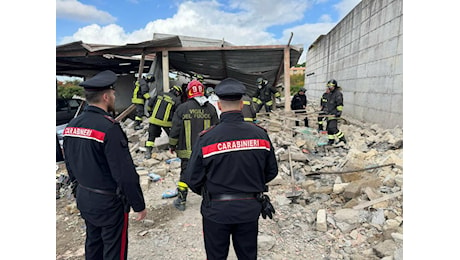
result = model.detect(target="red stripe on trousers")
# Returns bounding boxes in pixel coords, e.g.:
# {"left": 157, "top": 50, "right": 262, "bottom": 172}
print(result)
{"left": 120, "top": 212, "right": 128, "bottom": 260}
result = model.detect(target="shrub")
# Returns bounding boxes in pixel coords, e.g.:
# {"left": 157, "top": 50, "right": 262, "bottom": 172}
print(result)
{"left": 57, "top": 85, "right": 84, "bottom": 99}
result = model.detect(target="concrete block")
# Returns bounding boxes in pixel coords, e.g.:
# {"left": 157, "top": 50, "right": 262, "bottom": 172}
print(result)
{"left": 140, "top": 176, "right": 150, "bottom": 191}
{"left": 316, "top": 209, "right": 327, "bottom": 232}
{"left": 343, "top": 176, "right": 382, "bottom": 199}
{"left": 333, "top": 183, "right": 349, "bottom": 194}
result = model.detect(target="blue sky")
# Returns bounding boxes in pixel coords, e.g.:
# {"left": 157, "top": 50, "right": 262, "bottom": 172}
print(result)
{"left": 56, "top": 0, "right": 362, "bottom": 63}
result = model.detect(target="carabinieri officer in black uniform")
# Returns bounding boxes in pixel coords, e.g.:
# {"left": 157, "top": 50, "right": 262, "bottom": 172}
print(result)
{"left": 63, "top": 70, "right": 147, "bottom": 260}
{"left": 184, "top": 78, "right": 278, "bottom": 260}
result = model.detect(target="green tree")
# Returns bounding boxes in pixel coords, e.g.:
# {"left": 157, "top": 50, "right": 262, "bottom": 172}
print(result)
{"left": 56, "top": 79, "right": 84, "bottom": 99}
{"left": 290, "top": 74, "right": 305, "bottom": 95}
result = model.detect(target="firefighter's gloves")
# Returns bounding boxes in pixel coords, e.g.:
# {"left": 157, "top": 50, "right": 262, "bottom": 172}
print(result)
{"left": 257, "top": 193, "right": 275, "bottom": 219}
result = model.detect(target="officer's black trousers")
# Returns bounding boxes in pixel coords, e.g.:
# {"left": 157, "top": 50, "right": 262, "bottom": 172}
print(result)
{"left": 83, "top": 209, "right": 128, "bottom": 260}
{"left": 203, "top": 217, "right": 258, "bottom": 260}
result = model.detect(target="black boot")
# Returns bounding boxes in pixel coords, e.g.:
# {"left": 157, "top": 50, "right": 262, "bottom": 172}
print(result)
{"left": 144, "top": 146, "right": 152, "bottom": 159}
{"left": 318, "top": 124, "right": 323, "bottom": 132}
{"left": 173, "top": 188, "right": 188, "bottom": 211}
{"left": 328, "top": 139, "right": 335, "bottom": 145}
{"left": 339, "top": 136, "right": 347, "bottom": 144}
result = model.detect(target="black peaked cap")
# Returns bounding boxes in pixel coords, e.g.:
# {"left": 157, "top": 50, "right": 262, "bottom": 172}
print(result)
{"left": 215, "top": 78, "right": 246, "bottom": 101}
{"left": 80, "top": 70, "right": 117, "bottom": 90}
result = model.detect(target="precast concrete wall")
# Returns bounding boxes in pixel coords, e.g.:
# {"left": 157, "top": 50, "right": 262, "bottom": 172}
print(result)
{"left": 304, "top": 0, "right": 403, "bottom": 128}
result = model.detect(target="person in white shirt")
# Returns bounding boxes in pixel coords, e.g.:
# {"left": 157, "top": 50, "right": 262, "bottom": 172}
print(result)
{"left": 205, "top": 86, "right": 221, "bottom": 117}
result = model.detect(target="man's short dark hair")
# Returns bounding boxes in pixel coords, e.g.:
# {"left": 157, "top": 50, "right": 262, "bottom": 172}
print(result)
{"left": 85, "top": 89, "right": 110, "bottom": 104}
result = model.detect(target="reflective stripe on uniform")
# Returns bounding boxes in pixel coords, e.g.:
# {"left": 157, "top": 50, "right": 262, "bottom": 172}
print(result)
{"left": 252, "top": 97, "right": 262, "bottom": 105}
{"left": 185, "top": 120, "right": 192, "bottom": 152}
{"left": 178, "top": 181, "right": 188, "bottom": 189}
{"left": 145, "top": 141, "right": 154, "bottom": 147}
{"left": 132, "top": 83, "right": 145, "bottom": 104}
{"left": 149, "top": 99, "right": 172, "bottom": 127}
{"left": 204, "top": 119, "right": 211, "bottom": 131}
{"left": 132, "top": 97, "right": 145, "bottom": 104}
{"left": 335, "top": 131, "right": 344, "bottom": 139}
{"left": 176, "top": 149, "right": 192, "bottom": 159}
{"left": 63, "top": 127, "right": 105, "bottom": 143}
{"left": 201, "top": 138, "right": 271, "bottom": 158}
{"left": 149, "top": 117, "right": 172, "bottom": 127}
{"left": 169, "top": 138, "right": 178, "bottom": 146}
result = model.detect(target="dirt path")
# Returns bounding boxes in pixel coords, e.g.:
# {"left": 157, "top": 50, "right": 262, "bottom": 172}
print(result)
{"left": 56, "top": 173, "right": 327, "bottom": 260}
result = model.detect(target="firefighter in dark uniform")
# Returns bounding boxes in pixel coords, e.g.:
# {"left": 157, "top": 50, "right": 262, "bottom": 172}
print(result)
{"left": 184, "top": 78, "right": 278, "bottom": 260}
{"left": 324, "top": 79, "right": 347, "bottom": 144}
{"left": 317, "top": 87, "right": 330, "bottom": 132}
{"left": 290, "top": 87, "right": 309, "bottom": 127}
{"left": 132, "top": 74, "right": 154, "bottom": 130}
{"left": 252, "top": 77, "right": 281, "bottom": 113}
{"left": 169, "top": 79, "right": 219, "bottom": 211}
{"left": 144, "top": 85, "right": 183, "bottom": 159}
{"left": 242, "top": 93, "right": 257, "bottom": 122}
{"left": 63, "top": 70, "right": 147, "bottom": 260}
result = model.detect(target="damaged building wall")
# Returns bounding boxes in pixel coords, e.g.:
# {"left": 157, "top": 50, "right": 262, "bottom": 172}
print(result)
{"left": 304, "top": 0, "right": 403, "bottom": 128}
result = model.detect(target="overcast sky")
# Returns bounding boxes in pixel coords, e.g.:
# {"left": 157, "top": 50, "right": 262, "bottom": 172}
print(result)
{"left": 56, "top": 0, "right": 362, "bottom": 64}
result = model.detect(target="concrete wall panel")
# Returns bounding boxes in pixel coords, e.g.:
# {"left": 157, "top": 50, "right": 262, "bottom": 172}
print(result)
{"left": 305, "top": 0, "right": 403, "bottom": 128}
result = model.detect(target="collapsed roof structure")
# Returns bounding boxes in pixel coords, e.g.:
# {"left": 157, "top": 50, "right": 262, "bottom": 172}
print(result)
{"left": 56, "top": 33, "right": 304, "bottom": 97}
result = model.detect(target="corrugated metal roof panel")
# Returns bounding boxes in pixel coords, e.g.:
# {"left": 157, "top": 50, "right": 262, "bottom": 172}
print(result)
{"left": 56, "top": 34, "right": 303, "bottom": 95}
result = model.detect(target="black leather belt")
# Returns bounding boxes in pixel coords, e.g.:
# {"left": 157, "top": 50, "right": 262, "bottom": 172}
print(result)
{"left": 78, "top": 184, "right": 117, "bottom": 196}
{"left": 211, "top": 193, "right": 257, "bottom": 201}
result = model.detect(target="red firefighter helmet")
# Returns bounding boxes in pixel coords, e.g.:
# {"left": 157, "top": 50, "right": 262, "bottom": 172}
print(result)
{"left": 186, "top": 80, "right": 205, "bottom": 98}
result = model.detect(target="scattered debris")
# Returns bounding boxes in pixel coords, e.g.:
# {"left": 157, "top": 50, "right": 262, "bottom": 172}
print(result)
{"left": 57, "top": 100, "right": 403, "bottom": 259}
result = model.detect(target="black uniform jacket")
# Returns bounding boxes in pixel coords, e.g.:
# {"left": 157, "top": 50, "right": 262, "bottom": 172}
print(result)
{"left": 290, "top": 93, "right": 307, "bottom": 111}
{"left": 325, "top": 88, "right": 343, "bottom": 117}
{"left": 185, "top": 111, "right": 278, "bottom": 224}
{"left": 255, "top": 84, "right": 280, "bottom": 102}
{"left": 241, "top": 94, "right": 256, "bottom": 122}
{"left": 320, "top": 92, "right": 329, "bottom": 111}
{"left": 169, "top": 97, "right": 219, "bottom": 159}
{"left": 147, "top": 90, "right": 182, "bottom": 127}
{"left": 63, "top": 106, "right": 145, "bottom": 217}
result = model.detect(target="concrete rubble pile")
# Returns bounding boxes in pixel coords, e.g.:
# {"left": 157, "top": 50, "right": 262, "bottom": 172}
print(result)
{"left": 120, "top": 103, "right": 403, "bottom": 260}
{"left": 56, "top": 101, "right": 403, "bottom": 259}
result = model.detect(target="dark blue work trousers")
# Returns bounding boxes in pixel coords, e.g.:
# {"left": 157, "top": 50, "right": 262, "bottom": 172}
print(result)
{"left": 82, "top": 209, "right": 128, "bottom": 260}
{"left": 203, "top": 217, "right": 258, "bottom": 260}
